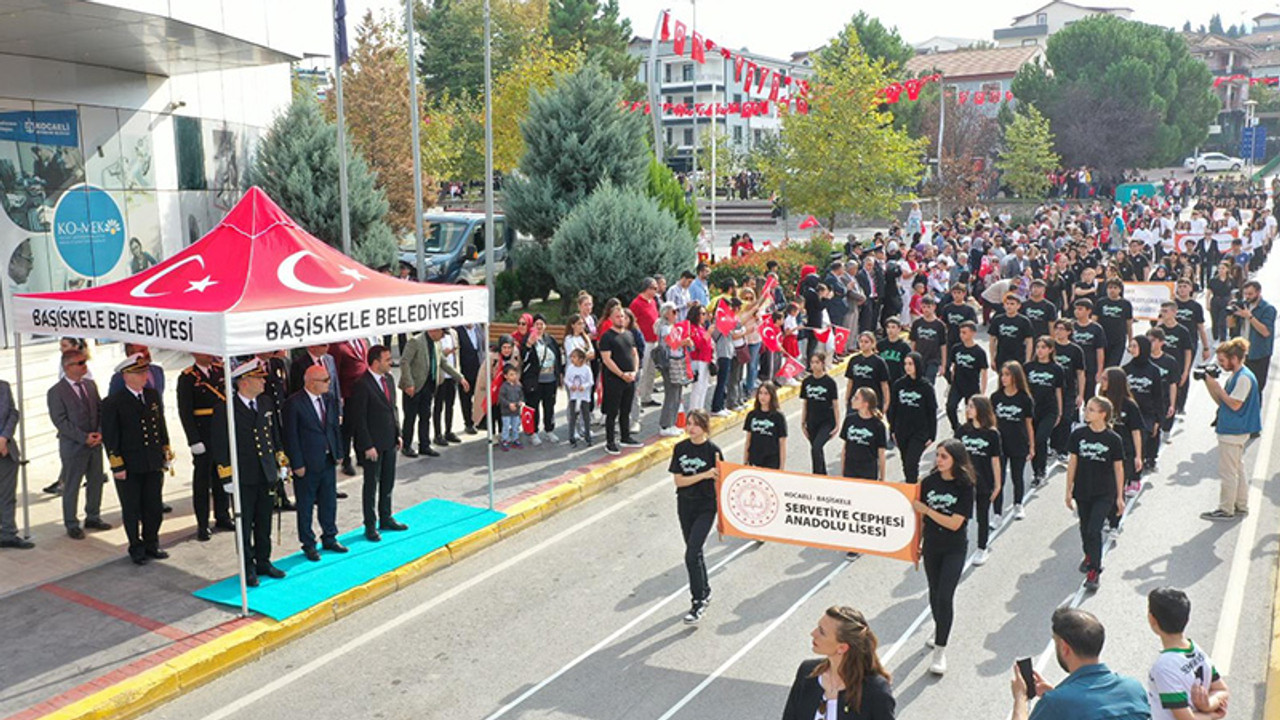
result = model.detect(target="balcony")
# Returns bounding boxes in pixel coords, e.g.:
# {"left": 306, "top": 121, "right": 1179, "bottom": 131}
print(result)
{"left": 993, "top": 25, "right": 1049, "bottom": 41}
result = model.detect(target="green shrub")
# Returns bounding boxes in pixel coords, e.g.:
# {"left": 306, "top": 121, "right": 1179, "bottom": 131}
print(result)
{"left": 511, "top": 242, "right": 557, "bottom": 305}
{"left": 645, "top": 157, "right": 700, "bottom": 238}
{"left": 707, "top": 237, "right": 837, "bottom": 296}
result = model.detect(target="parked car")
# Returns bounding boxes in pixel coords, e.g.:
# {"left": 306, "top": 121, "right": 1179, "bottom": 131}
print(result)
{"left": 398, "top": 212, "right": 516, "bottom": 284}
{"left": 1183, "top": 152, "right": 1243, "bottom": 173}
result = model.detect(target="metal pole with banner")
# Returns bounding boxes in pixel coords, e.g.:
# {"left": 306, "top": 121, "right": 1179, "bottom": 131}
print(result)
{"left": 223, "top": 357, "right": 251, "bottom": 617}
{"left": 15, "top": 333, "right": 28, "bottom": 538}
{"left": 715, "top": 461, "right": 921, "bottom": 562}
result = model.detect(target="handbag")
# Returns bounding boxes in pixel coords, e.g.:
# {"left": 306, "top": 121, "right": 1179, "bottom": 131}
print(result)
{"left": 734, "top": 344, "right": 750, "bottom": 365}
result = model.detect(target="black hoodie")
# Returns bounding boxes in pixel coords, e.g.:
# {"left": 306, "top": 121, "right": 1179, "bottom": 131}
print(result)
{"left": 1123, "top": 335, "right": 1164, "bottom": 426}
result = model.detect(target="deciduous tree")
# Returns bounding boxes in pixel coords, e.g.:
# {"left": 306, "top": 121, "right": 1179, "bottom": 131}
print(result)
{"left": 997, "top": 105, "right": 1060, "bottom": 198}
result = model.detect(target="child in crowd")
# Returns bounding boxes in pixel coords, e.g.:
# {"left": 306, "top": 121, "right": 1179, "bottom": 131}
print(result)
{"left": 564, "top": 348, "right": 593, "bottom": 447}
{"left": 498, "top": 364, "right": 524, "bottom": 450}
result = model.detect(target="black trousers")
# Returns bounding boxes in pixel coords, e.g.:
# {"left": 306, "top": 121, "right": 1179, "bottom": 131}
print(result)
{"left": 115, "top": 470, "right": 164, "bottom": 558}
{"left": 923, "top": 544, "right": 966, "bottom": 647}
{"left": 1175, "top": 376, "right": 1190, "bottom": 414}
{"left": 1032, "top": 414, "right": 1058, "bottom": 478}
{"left": 1103, "top": 343, "right": 1126, "bottom": 370}
{"left": 434, "top": 378, "right": 458, "bottom": 437}
{"left": 459, "top": 368, "right": 479, "bottom": 430}
{"left": 975, "top": 487, "right": 993, "bottom": 549}
{"left": 1051, "top": 401, "right": 1077, "bottom": 454}
{"left": 528, "top": 380, "right": 557, "bottom": 432}
{"left": 995, "top": 454, "right": 1026, "bottom": 514}
{"left": 1247, "top": 356, "right": 1271, "bottom": 393}
{"left": 191, "top": 452, "right": 230, "bottom": 530}
{"left": 295, "top": 463, "right": 338, "bottom": 550}
{"left": 1076, "top": 494, "right": 1112, "bottom": 573}
{"left": 360, "top": 448, "right": 397, "bottom": 529}
{"left": 945, "top": 386, "right": 977, "bottom": 433}
{"left": 898, "top": 433, "right": 928, "bottom": 484}
{"left": 402, "top": 388, "right": 433, "bottom": 451}
{"left": 677, "top": 499, "right": 717, "bottom": 603}
{"left": 602, "top": 376, "right": 635, "bottom": 446}
{"left": 238, "top": 480, "right": 274, "bottom": 571}
{"left": 806, "top": 420, "right": 834, "bottom": 475}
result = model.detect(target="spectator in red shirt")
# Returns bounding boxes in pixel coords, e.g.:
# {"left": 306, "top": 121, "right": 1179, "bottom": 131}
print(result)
{"left": 630, "top": 277, "right": 661, "bottom": 425}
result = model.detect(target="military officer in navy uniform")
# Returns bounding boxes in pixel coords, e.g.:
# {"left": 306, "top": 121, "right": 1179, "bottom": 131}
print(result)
{"left": 101, "top": 353, "right": 172, "bottom": 565}
{"left": 211, "top": 358, "right": 289, "bottom": 587}
{"left": 177, "top": 353, "right": 233, "bottom": 541}
{"left": 257, "top": 349, "right": 296, "bottom": 512}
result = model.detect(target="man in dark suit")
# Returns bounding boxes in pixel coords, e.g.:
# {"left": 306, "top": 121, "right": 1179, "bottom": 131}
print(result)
{"left": 282, "top": 364, "right": 347, "bottom": 561}
{"left": 346, "top": 344, "right": 407, "bottom": 541}
{"left": 289, "top": 344, "right": 341, "bottom": 401}
{"left": 0, "top": 376, "right": 29, "bottom": 550}
{"left": 48, "top": 349, "right": 111, "bottom": 540}
{"left": 101, "top": 353, "right": 171, "bottom": 564}
{"left": 456, "top": 324, "right": 485, "bottom": 434}
{"left": 823, "top": 261, "right": 850, "bottom": 330}
{"left": 177, "top": 352, "right": 231, "bottom": 541}
{"left": 329, "top": 338, "right": 369, "bottom": 477}
{"left": 210, "top": 358, "right": 288, "bottom": 586}
{"left": 855, "top": 255, "right": 882, "bottom": 334}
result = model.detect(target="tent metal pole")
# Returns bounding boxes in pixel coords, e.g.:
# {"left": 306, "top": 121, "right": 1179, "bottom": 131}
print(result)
{"left": 15, "top": 333, "right": 29, "bottom": 538}
{"left": 483, "top": 322, "right": 494, "bottom": 511}
{"left": 223, "top": 356, "right": 250, "bottom": 617}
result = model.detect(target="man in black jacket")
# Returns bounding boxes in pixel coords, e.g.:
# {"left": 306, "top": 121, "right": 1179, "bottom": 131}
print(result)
{"left": 282, "top": 364, "right": 346, "bottom": 561}
{"left": 456, "top": 324, "right": 486, "bottom": 434}
{"left": 346, "top": 344, "right": 407, "bottom": 541}
{"left": 102, "top": 353, "right": 172, "bottom": 565}
{"left": 176, "top": 353, "right": 231, "bottom": 541}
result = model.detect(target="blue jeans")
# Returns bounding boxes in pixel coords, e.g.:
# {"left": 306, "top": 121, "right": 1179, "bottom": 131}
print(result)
{"left": 501, "top": 415, "right": 520, "bottom": 443}
{"left": 711, "top": 357, "right": 732, "bottom": 412}
{"left": 745, "top": 343, "right": 762, "bottom": 395}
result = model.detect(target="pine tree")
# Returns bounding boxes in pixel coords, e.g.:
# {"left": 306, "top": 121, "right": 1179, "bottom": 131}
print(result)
{"left": 1182, "top": 20, "right": 1191, "bottom": 32}
{"left": 645, "top": 157, "right": 700, "bottom": 238}
{"left": 548, "top": 0, "right": 637, "bottom": 86}
{"left": 997, "top": 105, "right": 1060, "bottom": 199}
{"left": 1209, "top": 13, "right": 1224, "bottom": 35}
{"left": 549, "top": 182, "right": 694, "bottom": 303}
{"left": 251, "top": 94, "right": 398, "bottom": 269}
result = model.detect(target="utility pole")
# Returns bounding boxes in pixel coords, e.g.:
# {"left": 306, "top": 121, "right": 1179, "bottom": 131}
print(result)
{"left": 406, "top": 0, "right": 426, "bottom": 282}
{"left": 333, "top": 0, "right": 352, "bottom": 256}
{"left": 484, "top": 0, "right": 496, "bottom": 317}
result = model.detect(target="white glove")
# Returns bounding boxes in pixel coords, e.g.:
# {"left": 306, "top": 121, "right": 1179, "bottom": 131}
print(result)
{"left": 278, "top": 466, "right": 290, "bottom": 481}
{"left": 190, "top": 442, "right": 206, "bottom": 455}
{"left": 223, "top": 482, "right": 234, "bottom": 494}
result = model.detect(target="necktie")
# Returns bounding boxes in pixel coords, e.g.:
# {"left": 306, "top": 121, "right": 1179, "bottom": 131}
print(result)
{"left": 137, "top": 392, "right": 145, "bottom": 407}
{"left": 74, "top": 381, "right": 88, "bottom": 407}
{"left": 317, "top": 396, "right": 326, "bottom": 425}
{"left": 381, "top": 375, "right": 393, "bottom": 403}
{"left": 249, "top": 399, "right": 257, "bottom": 414}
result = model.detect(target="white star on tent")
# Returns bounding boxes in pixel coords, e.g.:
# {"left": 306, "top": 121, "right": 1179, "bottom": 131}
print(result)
{"left": 338, "top": 266, "right": 368, "bottom": 282}
{"left": 185, "top": 276, "right": 218, "bottom": 293}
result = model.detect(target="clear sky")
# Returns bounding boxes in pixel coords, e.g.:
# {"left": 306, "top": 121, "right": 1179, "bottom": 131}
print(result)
{"left": 347, "top": 0, "right": 1279, "bottom": 60}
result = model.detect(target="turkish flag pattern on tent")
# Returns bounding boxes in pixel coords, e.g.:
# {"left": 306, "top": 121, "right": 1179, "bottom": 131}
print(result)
{"left": 14, "top": 187, "right": 488, "bottom": 355}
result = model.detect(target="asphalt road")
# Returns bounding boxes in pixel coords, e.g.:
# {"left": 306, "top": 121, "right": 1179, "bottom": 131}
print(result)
{"left": 137, "top": 302, "right": 1280, "bottom": 720}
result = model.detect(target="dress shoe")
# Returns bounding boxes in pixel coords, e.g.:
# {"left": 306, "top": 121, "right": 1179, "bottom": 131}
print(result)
{"left": 421, "top": 446, "right": 440, "bottom": 457}
{"left": 364, "top": 528, "right": 382, "bottom": 542}
{"left": 162, "top": 504, "right": 173, "bottom": 514}
{"left": 278, "top": 498, "right": 296, "bottom": 511}
{"left": 257, "top": 564, "right": 286, "bottom": 579}
{"left": 445, "top": 432, "right": 463, "bottom": 444}
{"left": 434, "top": 436, "right": 448, "bottom": 447}
{"left": 214, "top": 520, "right": 236, "bottom": 532}
{"left": 130, "top": 553, "right": 149, "bottom": 565}
{"left": 67, "top": 527, "right": 85, "bottom": 540}
{"left": 84, "top": 519, "right": 112, "bottom": 531}
{"left": 379, "top": 519, "right": 409, "bottom": 532}
{"left": 0, "top": 537, "right": 34, "bottom": 549}
{"left": 322, "top": 540, "right": 349, "bottom": 553}
{"left": 401, "top": 447, "right": 419, "bottom": 458}
{"left": 464, "top": 425, "right": 478, "bottom": 435}
{"left": 303, "top": 547, "right": 321, "bottom": 562}
{"left": 336, "top": 491, "right": 349, "bottom": 499}
{"left": 43, "top": 482, "right": 62, "bottom": 495}
{"left": 341, "top": 460, "right": 357, "bottom": 477}
{"left": 145, "top": 548, "right": 169, "bottom": 560}
{"left": 197, "top": 527, "right": 211, "bottom": 542}
{"left": 245, "top": 572, "right": 259, "bottom": 587}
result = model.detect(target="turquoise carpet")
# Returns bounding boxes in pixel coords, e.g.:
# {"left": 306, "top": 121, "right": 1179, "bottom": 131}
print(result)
{"left": 194, "top": 499, "right": 505, "bottom": 620}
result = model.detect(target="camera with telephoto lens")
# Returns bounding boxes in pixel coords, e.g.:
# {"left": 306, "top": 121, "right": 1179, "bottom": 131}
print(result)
{"left": 1193, "top": 363, "right": 1222, "bottom": 381}
{"left": 1226, "top": 289, "right": 1245, "bottom": 314}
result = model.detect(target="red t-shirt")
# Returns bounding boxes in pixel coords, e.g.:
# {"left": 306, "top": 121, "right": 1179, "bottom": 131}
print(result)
{"left": 630, "top": 294, "right": 659, "bottom": 342}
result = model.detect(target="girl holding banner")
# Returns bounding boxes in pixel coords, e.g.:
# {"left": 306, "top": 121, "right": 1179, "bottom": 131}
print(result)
{"left": 840, "top": 387, "right": 888, "bottom": 483}
{"left": 667, "top": 409, "right": 722, "bottom": 625}
{"left": 914, "top": 438, "right": 977, "bottom": 676}
{"left": 957, "top": 396, "right": 1002, "bottom": 566}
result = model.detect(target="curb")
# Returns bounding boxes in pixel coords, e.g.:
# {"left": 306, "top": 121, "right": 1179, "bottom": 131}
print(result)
{"left": 36, "top": 361, "right": 840, "bottom": 720}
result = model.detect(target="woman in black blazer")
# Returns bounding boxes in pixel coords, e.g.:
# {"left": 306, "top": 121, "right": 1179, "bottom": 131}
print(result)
{"left": 782, "top": 606, "right": 895, "bottom": 720}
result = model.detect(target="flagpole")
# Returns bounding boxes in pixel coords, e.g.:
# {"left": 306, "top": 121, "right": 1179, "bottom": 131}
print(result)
{"left": 406, "top": 0, "right": 427, "bottom": 282}
{"left": 333, "top": 0, "right": 352, "bottom": 257}
{"left": 483, "top": 0, "right": 496, "bottom": 319}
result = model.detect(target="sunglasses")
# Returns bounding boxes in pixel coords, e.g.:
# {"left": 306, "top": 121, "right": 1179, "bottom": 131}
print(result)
{"left": 67, "top": 360, "right": 86, "bottom": 367}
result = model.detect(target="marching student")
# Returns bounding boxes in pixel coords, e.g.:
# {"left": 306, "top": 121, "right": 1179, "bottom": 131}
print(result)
{"left": 667, "top": 409, "right": 723, "bottom": 625}
{"left": 845, "top": 332, "right": 890, "bottom": 413}
{"left": 988, "top": 293, "right": 1034, "bottom": 370}
{"left": 1051, "top": 320, "right": 1086, "bottom": 460}
{"left": 910, "top": 296, "right": 948, "bottom": 386}
{"left": 1100, "top": 368, "right": 1144, "bottom": 508}
{"left": 802, "top": 352, "right": 841, "bottom": 475}
{"left": 840, "top": 387, "right": 888, "bottom": 482}
{"left": 887, "top": 353, "right": 937, "bottom": 484}
{"left": 991, "top": 361, "right": 1035, "bottom": 521}
{"left": 1122, "top": 336, "right": 1164, "bottom": 479}
{"left": 1145, "top": 588, "right": 1230, "bottom": 720}
{"left": 1023, "top": 337, "right": 1064, "bottom": 488}
{"left": 957, "top": 395, "right": 1002, "bottom": 565}
{"left": 1145, "top": 327, "right": 1180, "bottom": 471}
{"left": 1065, "top": 397, "right": 1125, "bottom": 592}
{"left": 743, "top": 382, "right": 787, "bottom": 470}
{"left": 1071, "top": 299, "right": 1108, "bottom": 404}
{"left": 1095, "top": 279, "right": 1134, "bottom": 368}
{"left": 914, "top": 438, "right": 976, "bottom": 676}
{"left": 945, "top": 321, "right": 988, "bottom": 432}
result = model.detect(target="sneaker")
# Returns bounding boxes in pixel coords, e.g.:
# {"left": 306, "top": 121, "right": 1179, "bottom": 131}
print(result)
{"left": 1084, "top": 569, "right": 1100, "bottom": 591}
{"left": 1078, "top": 556, "right": 1090, "bottom": 573}
{"left": 712, "top": 409, "right": 733, "bottom": 418}
{"left": 569, "top": 439, "right": 578, "bottom": 448}
{"left": 1014, "top": 504, "right": 1026, "bottom": 520}
{"left": 619, "top": 438, "right": 644, "bottom": 448}
{"left": 500, "top": 441, "right": 510, "bottom": 452}
{"left": 604, "top": 443, "right": 621, "bottom": 455}
{"left": 1146, "top": 459, "right": 1158, "bottom": 473}
{"left": 513, "top": 440, "right": 524, "bottom": 449}
{"left": 629, "top": 422, "right": 641, "bottom": 435}
{"left": 928, "top": 647, "right": 947, "bottom": 675}
{"left": 845, "top": 551, "right": 860, "bottom": 560}
{"left": 1163, "top": 433, "right": 1173, "bottom": 444}
{"left": 529, "top": 433, "right": 542, "bottom": 447}
{"left": 1200, "top": 509, "right": 1237, "bottom": 521}
{"left": 990, "top": 513, "right": 1002, "bottom": 531}
{"left": 1236, "top": 507, "right": 1250, "bottom": 516}
{"left": 925, "top": 636, "right": 937, "bottom": 649}
{"left": 1031, "top": 474, "right": 1045, "bottom": 488}
{"left": 682, "top": 601, "right": 707, "bottom": 625}
{"left": 701, "top": 588, "right": 712, "bottom": 606}
{"left": 972, "top": 548, "right": 990, "bottom": 566}
{"left": 543, "top": 431, "right": 561, "bottom": 444}
{"left": 1124, "top": 481, "right": 1140, "bottom": 498}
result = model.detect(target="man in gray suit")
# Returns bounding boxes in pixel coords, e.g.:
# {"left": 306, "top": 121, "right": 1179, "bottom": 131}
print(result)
{"left": 0, "top": 375, "right": 29, "bottom": 549}
{"left": 48, "top": 349, "right": 111, "bottom": 539}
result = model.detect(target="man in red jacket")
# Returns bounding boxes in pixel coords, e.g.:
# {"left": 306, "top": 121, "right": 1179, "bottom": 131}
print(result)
{"left": 629, "top": 277, "right": 661, "bottom": 424}
{"left": 328, "top": 338, "right": 370, "bottom": 476}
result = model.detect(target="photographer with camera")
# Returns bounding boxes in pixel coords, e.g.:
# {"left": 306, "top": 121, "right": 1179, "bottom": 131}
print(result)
{"left": 1198, "top": 338, "right": 1262, "bottom": 522}
{"left": 1232, "top": 280, "right": 1275, "bottom": 392}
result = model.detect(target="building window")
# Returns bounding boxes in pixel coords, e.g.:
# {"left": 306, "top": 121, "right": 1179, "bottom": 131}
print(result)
{"left": 682, "top": 64, "right": 694, "bottom": 82}
{"left": 684, "top": 95, "right": 694, "bottom": 106}
{"left": 683, "top": 128, "right": 694, "bottom": 147}
{"left": 753, "top": 129, "right": 762, "bottom": 146}
{"left": 666, "top": 128, "right": 673, "bottom": 146}
{"left": 664, "top": 64, "right": 672, "bottom": 83}
{"left": 734, "top": 93, "right": 742, "bottom": 104}
{"left": 1022, "top": 38, "right": 1039, "bottom": 46}
{"left": 1036, "top": 12, "right": 1047, "bottom": 25}
{"left": 981, "top": 82, "right": 1002, "bottom": 96}
{"left": 734, "top": 126, "right": 743, "bottom": 143}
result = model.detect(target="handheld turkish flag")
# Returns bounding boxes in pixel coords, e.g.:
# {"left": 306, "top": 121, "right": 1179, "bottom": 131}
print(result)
{"left": 832, "top": 326, "right": 851, "bottom": 355}
{"left": 761, "top": 275, "right": 777, "bottom": 299}
{"left": 813, "top": 326, "right": 832, "bottom": 343}
{"left": 521, "top": 405, "right": 536, "bottom": 435}
{"left": 759, "top": 317, "right": 782, "bottom": 352}
{"left": 798, "top": 215, "right": 820, "bottom": 230}
{"left": 490, "top": 366, "right": 503, "bottom": 405}
{"left": 715, "top": 302, "right": 737, "bottom": 335}
{"left": 666, "top": 320, "right": 689, "bottom": 349}
{"left": 777, "top": 354, "right": 805, "bottom": 380}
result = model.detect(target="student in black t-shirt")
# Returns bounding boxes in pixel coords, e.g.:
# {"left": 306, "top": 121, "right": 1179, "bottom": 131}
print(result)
{"left": 911, "top": 296, "right": 948, "bottom": 386}
{"left": 1094, "top": 279, "right": 1134, "bottom": 369}
{"left": 991, "top": 361, "right": 1035, "bottom": 520}
{"left": 1173, "top": 278, "right": 1211, "bottom": 368}
{"left": 1100, "top": 368, "right": 1144, "bottom": 504}
{"left": 1065, "top": 397, "right": 1125, "bottom": 592}
{"left": 841, "top": 387, "right": 888, "bottom": 482}
{"left": 988, "top": 293, "right": 1034, "bottom": 370}
{"left": 1144, "top": 327, "right": 1180, "bottom": 470}
{"left": 1022, "top": 279, "right": 1059, "bottom": 338}
{"left": 938, "top": 283, "right": 978, "bottom": 348}
{"left": 1024, "top": 337, "right": 1065, "bottom": 487}
{"left": 667, "top": 409, "right": 724, "bottom": 623}
{"left": 913, "top": 438, "right": 976, "bottom": 676}
{"left": 888, "top": 353, "right": 938, "bottom": 484}
{"left": 1120, "top": 336, "right": 1162, "bottom": 480}
{"left": 1051, "top": 320, "right": 1086, "bottom": 458}
{"left": 845, "top": 332, "right": 890, "bottom": 413}
{"left": 802, "top": 352, "right": 841, "bottom": 475}
{"left": 878, "top": 318, "right": 911, "bottom": 384}
{"left": 1070, "top": 299, "right": 1107, "bottom": 403}
{"left": 945, "top": 321, "right": 988, "bottom": 432}
{"left": 743, "top": 382, "right": 787, "bottom": 469}
{"left": 957, "top": 395, "right": 1002, "bottom": 564}
{"left": 1156, "top": 300, "right": 1196, "bottom": 416}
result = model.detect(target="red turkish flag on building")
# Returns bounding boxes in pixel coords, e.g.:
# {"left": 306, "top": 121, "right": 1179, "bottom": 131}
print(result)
{"left": 660, "top": 11, "right": 671, "bottom": 42}
{"left": 673, "top": 21, "right": 687, "bottom": 55}
{"left": 691, "top": 32, "right": 705, "bottom": 63}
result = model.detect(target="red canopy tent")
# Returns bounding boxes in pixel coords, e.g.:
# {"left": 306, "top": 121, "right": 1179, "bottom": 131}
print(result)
{"left": 11, "top": 188, "right": 494, "bottom": 614}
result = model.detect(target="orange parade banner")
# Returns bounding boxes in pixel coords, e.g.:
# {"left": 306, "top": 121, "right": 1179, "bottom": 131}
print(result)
{"left": 715, "top": 461, "right": 921, "bottom": 563}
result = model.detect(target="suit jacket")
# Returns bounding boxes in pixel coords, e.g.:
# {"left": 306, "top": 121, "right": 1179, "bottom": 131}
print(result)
{"left": 456, "top": 324, "right": 485, "bottom": 382}
{"left": 289, "top": 352, "right": 341, "bottom": 404}
{"left": 781, "top": 659, "right": 895, "bottom": 720}
{"left": 210, "top": 395, "right": 284, "bottom": 487}
{"left": 48, "top": 377, "right": 100, "bottom": 453}
{"left": 399, "top": 332, "right": 463, "bottom": 392}
{"left": 347, "top": 372, "right": 400, "bottom": 454}
{"left": 176, "top": 363, "right": 225, "bottom": 447}
{"left": 102, "top": 387, "right": 169, "bottom": 475}
{"left": 282, "top": 390, "right": 341, "bottom": 475}
{"left": 328, "top": 339, "right": 370, "bottom": 401}
{"left": 823, "top": 271, "right": 850, "bottom": 322}
{"left": 0, "top": 380, "right": 21, "bottom": 460}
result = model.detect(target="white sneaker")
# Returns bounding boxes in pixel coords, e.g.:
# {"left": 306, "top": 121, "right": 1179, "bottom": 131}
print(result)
{"left": 972, "top": 548, "right": 990, "bottom": 566}
{"left": 664, "top": 427, "right": 683, "bottom": 437}
{"left": 925, "top": 636, "right": 937, "bottom": 649}
{"left": 629, "top": 422, "right": 641, "bottom": 435}
{"left": 713, "top": 409, "right": 733, "bottom": 418}
{"left": 990, "top": 513, "right": 1002, "bottom": 530}
{"left": 1014, "top": 504, "right": 1026, "bottom": 520}
{"left": 543, "top": 431, "right": 561, "bottom": 444}
{"left": 528, "top": 432, "right": 542, "bottom": 446}
{"left": 928, "top": 647, "right": 947, "bottom": 675}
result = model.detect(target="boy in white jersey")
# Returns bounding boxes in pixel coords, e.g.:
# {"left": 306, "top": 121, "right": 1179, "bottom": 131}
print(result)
{"left": 1146, "top": 587, "right": 1229, "bottom": 719}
